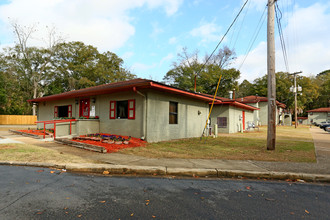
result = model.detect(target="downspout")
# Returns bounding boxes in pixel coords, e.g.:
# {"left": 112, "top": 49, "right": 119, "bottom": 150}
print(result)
{"left": 133, "top": 87, "right": 147, "bottom": 140}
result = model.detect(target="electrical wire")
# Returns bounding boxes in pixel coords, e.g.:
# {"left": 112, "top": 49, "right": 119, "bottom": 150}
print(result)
{"left": 237, "top": 5, "right": 267, "bottom": 71}
{"left": 196, "top": 0, "right": 250, "bottom": 76}
{"left": 201, "top": 75, "right": 222, "bottom": 140}
{"left": 275, "top": 1, "right": 290, "bottom": 72}
{"left": 198, "top": 0, "right": 250, "bottom": 138}
{"left": 232, "top": 0, "right": 251, "bottom": 49}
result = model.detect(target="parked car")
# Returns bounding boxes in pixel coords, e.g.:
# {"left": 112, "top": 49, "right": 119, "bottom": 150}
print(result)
{"left": 319, "top": 121, "right": 330, "bottom": 128}
{"left": 325, "top": 126, "right": 330, "bottom": 132}
{"left": 322, "top": 124, "right": 330, "bottom": 131}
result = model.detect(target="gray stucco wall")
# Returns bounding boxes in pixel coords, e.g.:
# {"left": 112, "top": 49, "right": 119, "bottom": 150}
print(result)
{"left": 145, "top": 91, "right": 209, "bottom": 142}
{"left": 308, "top": 112, "right": 329, "bottom": 124}
{"left": 97, "top": 91, "right": 144, "bottom": 139}
{"left": 210, "top": 105, "right": 254, "bottom": 133}
{"left": 210, "top": 105, "right": 230, "bottom": 133}
{"left": 37, "top": 99, "right": 76, "bottom": 130}
{"left": 246, "top": 102, "right": 281, "bottom": 126}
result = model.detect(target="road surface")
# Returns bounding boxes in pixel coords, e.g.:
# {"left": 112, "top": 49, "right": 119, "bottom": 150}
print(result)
{"left": 0, "top": 166, "right": 329, "bottom": 219}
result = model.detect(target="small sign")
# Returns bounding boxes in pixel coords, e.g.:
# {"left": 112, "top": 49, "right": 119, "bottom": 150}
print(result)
{"left": 90, "top": 106, "right": 95, "bottom": 117}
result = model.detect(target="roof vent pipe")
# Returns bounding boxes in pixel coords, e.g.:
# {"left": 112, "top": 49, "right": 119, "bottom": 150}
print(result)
{"left": 229, "top": 91, "right": 233, "bottom": 99}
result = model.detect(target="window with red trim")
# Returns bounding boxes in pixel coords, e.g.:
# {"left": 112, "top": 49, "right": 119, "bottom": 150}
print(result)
{"left": 54, "top": 105, "right": 73, "bottom": 118}
{"left": 128, "top": 99, "right": 135, "bottom": 119}
{"left": 68, "top": 105, "right": 72, "bottom": 118}
{"left": 110, "top": 101, "right": 116, "bottom": 119}
{"left": 109, "top": 100, "right": 135, "bottom": 120}
{"left": 54, "top": 106, "right": 58, "bottom": 118}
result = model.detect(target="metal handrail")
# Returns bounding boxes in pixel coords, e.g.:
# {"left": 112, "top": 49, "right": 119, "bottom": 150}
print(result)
{"left": 35, "top": 119, "right": 77, "bottom": 139}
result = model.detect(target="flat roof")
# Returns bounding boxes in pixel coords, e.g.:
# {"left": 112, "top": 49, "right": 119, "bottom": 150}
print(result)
{"left": 28, "top": 78, "right": 217, "bottom": 103}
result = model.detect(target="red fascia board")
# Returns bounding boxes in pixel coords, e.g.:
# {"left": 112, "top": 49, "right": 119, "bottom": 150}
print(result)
{"left": 149, "top": 83, "right": 215, "bottom": 102}
{"left": 306, "top": 107, "right": 330, "bottom": 113}
{"left": 28, "top": 80, "right": 215, "bottom": 103}
{"left": 28, "top": 82, "right": 152, "bottom": 103}
{"left": 213, "top": 101, "right": 259, "bottom": 111}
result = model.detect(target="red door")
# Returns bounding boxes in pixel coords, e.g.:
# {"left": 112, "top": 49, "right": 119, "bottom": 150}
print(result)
{"left": 242, "top": 111, "right": 245, "bottom": 130}
{"left": 80, "top": 98, "right": 90, "bottom": 118}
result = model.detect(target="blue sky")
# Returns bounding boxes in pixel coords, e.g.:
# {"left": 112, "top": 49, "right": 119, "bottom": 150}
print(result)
{"left": 0, "top": 0, "right": 329, "bottom": 82}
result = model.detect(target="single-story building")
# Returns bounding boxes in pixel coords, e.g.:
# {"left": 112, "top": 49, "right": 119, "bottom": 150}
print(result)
{"left": 201, "top": 94, "right": 259, "bottom": 133}
{"left": 29, "top": 79, "right": 220, "bottom": 142}
{"left": 307, "top": 107, "right": 330, "bottom": 125}
{"left": 297, "top": 117, "right": 309, "bottom": 125}
{"left": 236, "top": 95, "right": 286, "bottom": 126}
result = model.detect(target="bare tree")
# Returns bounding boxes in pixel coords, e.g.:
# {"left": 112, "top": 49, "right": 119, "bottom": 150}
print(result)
{"left": 11, "top": 22, "right": 63, "bottom": 115}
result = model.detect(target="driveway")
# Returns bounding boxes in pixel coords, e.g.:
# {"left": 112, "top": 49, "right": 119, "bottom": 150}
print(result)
{"left": 309, "top": 127, "right": 330, "bottom": 164}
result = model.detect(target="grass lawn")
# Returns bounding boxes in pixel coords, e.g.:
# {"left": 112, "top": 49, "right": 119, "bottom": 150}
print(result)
{"left": 120, "top": 126, "right": 316, "bottom": 163}
{"left": 0, "top": 143, "right": 98, "bottom": 164}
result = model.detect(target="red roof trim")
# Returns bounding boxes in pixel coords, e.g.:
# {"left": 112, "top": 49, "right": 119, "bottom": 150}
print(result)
{"left": 213, "top": 101, "right": 260, "bottom": 111}
{"left": 28, "top": 79, "right": 215, "bottom": 103}
{"left": 236, "top": 95, "right": 286, "bottom": 108}
{"left": 149, "top": 83, "right": 215, "bottom": 102}
{"left": 306, "top": 107, "right": 330, "bottom": 113}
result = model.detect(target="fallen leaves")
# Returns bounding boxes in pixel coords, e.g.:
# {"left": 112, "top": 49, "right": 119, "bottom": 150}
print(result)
{"left": 36, "top": 170, "right": 44, "bottom": 173}
{"left": 50, "top": 171, "right": 55, "bottom": 174}
{"left": 246, "top": 186, "right": 251, "bottom": 190}
{"left": 103, "top": 171, "right": 110, "bottom": 175}
{"left": 145, "top": 200, "right": 150, "bottom": 206}
{"left": 130, "top": 213, "right": 134, "bottom": 217}
{"left": 77, "top": 214, "right": 82, "bottom": 218}
{"left": 99, "top": 201, "right": 106, "bottom": 203}
{"left": 305, "top": 210, "right": 310, "bottom": 214}
{"left": 265, "top": 198, "right": 275, "bottom": 201}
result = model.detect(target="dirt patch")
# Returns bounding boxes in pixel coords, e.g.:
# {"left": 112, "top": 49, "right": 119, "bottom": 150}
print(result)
{"left": 0, "top": 145, "right": 16, "bottom": 150}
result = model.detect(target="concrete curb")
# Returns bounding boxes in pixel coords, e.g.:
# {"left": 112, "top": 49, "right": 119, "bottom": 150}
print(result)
{"left": 1, "top": 161, "right": 329, "bottom": 183}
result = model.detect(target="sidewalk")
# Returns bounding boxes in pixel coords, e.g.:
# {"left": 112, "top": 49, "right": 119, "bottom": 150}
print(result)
{"left": 1, "top": 127, "right": 329, "bottom": 182}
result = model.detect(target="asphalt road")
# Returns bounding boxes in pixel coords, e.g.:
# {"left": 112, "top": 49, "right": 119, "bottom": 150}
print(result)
{"left": 0, "top": 166, "right": 329, "bottom": 219}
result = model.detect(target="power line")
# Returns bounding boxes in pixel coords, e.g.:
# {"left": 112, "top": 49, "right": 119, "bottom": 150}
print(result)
{"left": 275, "top": 1, "right": 290, "bottom": 72}
{"left": 237, "top": 5, "right": 267, "bottom": 71}
{"left": 196, "top": 0, "right": 250, "bottom": 76}
{"left": 231, "top": 0, "right": 251, "bottom": 49}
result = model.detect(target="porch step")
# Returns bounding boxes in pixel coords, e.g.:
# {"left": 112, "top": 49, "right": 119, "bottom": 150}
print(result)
{"left": 55, "top": 138, "right": 107, "bottom": 153}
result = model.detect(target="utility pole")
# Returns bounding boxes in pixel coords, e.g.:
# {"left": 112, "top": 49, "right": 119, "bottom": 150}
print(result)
{"left": 267, "top": 0, "right": 276, "bottom": 150}
{"left": 289, "top": 71, "right": 302, "bottom": 128}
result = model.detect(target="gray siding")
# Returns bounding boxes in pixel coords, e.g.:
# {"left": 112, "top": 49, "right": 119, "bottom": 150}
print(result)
{"left": 145, "top": 91, "right": 209, "bottom": 142}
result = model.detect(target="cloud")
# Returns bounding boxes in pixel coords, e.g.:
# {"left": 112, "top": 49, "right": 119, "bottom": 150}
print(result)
{"left": 160, "top": 53, "right": 174, "bottom": 66}
{"left": 121, "top": 51, "right": 134, "bottom": 60}
{"left": 234, "top": 2, "right": 330, "bottom": 82}
{"left": 169, "top": 37, "right": 177, "bottom": 44}
{"left": 150, "top": 22, "right": 164, "bottom": 39}
{"left": 190, "top": 21, "right": 222, "bottom": 44}
{"left": 0, "top": 0, "right": 183, "bottom": 51}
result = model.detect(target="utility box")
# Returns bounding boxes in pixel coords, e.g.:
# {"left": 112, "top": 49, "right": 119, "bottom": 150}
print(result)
{"left": 214, "top": 124, "right": 218, "bottom": 137}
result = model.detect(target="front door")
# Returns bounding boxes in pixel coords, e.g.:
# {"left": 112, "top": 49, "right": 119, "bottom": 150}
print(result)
{"left": 80, "top": 98, "right": 90, "bottom": 118}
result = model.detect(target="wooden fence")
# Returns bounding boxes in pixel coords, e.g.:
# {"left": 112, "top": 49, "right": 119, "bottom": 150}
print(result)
{"left": 0, "top": 115, "right": 37, "bottom": 125}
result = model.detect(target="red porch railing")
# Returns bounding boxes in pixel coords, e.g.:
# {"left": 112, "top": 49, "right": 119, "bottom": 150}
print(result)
{"left": 36, "top": 119, "right": 77, "bottom": 139}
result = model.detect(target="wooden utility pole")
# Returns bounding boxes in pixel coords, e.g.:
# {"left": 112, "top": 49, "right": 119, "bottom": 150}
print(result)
{"left": 289, "top": 71, "right": 302, "bottom": 128}
{"left": 267, "top": 0, "right": 276, "bottom": 150}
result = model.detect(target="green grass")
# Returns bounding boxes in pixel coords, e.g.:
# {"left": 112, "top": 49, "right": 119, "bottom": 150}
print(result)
{"left": 0, "top": 144, "right": 98, "bottom": 164}
{"left": 120, "top": 126, "right": 316, "bottom": 163}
